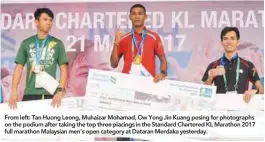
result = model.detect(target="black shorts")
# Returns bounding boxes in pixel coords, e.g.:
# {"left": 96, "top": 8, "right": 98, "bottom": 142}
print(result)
{"left": 22, "top": 95, "right": 53, "bottom": 101}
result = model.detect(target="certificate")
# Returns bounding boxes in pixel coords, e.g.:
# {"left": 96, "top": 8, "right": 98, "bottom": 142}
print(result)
{"left": 85, "top": 69, "right": 217, "bottom": 111}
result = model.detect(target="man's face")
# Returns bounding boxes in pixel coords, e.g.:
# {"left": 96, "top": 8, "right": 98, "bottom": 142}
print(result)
{"left": 35, "top": 13, "right": 53, "bottom": 33}
{"left": 221, "top": 31, "right": 240, "bottom": 53}
{"left": 129, "top": 7, "right": 147, "bottom": 27}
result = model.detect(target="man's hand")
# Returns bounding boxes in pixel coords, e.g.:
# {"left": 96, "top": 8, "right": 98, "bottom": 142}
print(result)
{"left": 153, "top": 73, "right": 167, "bottom": 83}
{"left": 114, "top": 26, "right": 124, "bottom": 44}
{"left": 208, "top": 69, "right": 218, "bottom": 80}
{"left": 51, "top": 92, "right": 64, "bottom": 108}
{"left": 208, "top": 66, "right": 225, "bottom": 79}
{"left": 9, "top": 64, "right": 24, "bottom": 110}
{"left": 111, "top": 26, "right": 124, "bottom": 68}
{"left": 206, "top": 66, "right": 225, "bottom": 85}
{"left": 243, "top": 90, "right": 257, "bottom": 103}
{"left": 8, "top": 94, "right": 18, "bottom": 110}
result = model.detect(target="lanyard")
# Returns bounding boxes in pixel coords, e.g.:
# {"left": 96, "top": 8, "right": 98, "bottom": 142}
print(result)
{"left": 35, "top": 35, "right": 50, "bottom": 66}
{"left": 221, "top": 57, "right": 240, "bottom": 92}
{"left": 131, "top": 29, "right": 147, "bottom": 58}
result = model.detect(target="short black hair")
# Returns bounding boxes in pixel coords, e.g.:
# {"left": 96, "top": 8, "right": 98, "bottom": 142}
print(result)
{"left": 34, "top": 8, "right": 54, "bottom": 20}
{"left": 221, "top": 27, "right": 240, "bottom": 41}
{"left": 130, "top": 4, "right": 146, "bottom": 14}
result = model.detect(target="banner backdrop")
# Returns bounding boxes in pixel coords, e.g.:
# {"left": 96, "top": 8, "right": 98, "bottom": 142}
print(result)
{"left": 1, "top": 1, "right": 264, "bottom": 101}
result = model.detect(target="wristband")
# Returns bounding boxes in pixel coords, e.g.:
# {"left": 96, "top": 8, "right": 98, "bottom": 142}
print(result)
{"left": 161, "top": 70, "right": 167, "bottom": 76}
{"left": 56, "top": 87, "right": 66, "bottom": 93}
{"left": 114, "top": 41, "right": 120, "bottom": 46}
{"left": 11, "top": 93, "right": 17, "bottom": 96}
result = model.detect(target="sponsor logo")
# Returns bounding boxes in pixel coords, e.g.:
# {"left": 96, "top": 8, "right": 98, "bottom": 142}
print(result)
{"left": 199, "top": 88, "right": 212, "bottom": 98}
{"left": 110, "top": 76, "right": 116, "bottom": 84}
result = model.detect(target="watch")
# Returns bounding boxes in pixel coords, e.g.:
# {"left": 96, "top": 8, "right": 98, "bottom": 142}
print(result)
{"left": 57, "top": 87, "right": 65, "bottom": 93}
{"left": 161, "top": 70, "right": 167, "bottom": 76}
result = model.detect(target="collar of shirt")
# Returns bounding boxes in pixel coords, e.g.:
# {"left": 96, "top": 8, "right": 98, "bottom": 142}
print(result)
{"left": 133, "top": 26, "right": 147, "bottom": 36}
{"left": 221, "top": 53, "right": 239, "bottom": 65}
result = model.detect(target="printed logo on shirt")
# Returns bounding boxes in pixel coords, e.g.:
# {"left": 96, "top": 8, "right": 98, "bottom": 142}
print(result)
{"left": 29, "top": 43, "right": 34, "bottom": 48}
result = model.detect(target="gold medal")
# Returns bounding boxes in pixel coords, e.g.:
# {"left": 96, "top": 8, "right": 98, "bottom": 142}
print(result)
{"left": 133, "top": 54, "right": 142, "bottom": 65}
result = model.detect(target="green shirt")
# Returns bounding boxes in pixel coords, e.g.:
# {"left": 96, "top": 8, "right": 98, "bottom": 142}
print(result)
{"left": 15, "top": 35, "right": 68, "bottom": 95}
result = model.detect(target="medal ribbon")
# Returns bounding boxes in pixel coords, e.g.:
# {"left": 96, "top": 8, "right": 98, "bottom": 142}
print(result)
{"left": 131, "top": 29, "right": 147, "bottom": 60}
{"left": 220, "top": 54, "right": 240, "bottom": 92}
{"left": 35, "top": 35, "right": 50, "bottom": 66}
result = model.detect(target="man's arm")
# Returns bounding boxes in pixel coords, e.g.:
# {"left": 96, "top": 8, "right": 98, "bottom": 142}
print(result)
{"left": 159, "top": 55, "right": 167, "bottom": 73}
{"left": 51, "top": 64, "right": 68, "bottom": 108}
{"left": 204, "top": 72, "right": 214, "bottom": 85}
{"left": 59, "top": 64, "right": 68, "bottom": 89}
{"left": 55, "top": 40, "right": 69, "bottom": 90}
{"left": 153, "top": 33, "right": 168, "bottom": 83}
{"left": 243, "top": 81, "right": 263, "bottom": 103}
{"left": 110, "top": 27, "right": 123, "bottom": 68}
{"left": 243, "top": 62, "right": 263, "bottom": 103}
{"left": 9, "top": 64, "right": 24, "bottom": 109}
{"left": 153, "top": 55, "right": 168, "bottom": 83}
{"left": 51, "top": 39, "right": 69, "bottom": 108}
{"left": 202, "top": 63, "right": 218, "bottom": 85}
{"left": 254, "top": 80, "right": 264, "bottom": 94}
{"left": 110, "top": 42, "right": 120, "bottom": 68}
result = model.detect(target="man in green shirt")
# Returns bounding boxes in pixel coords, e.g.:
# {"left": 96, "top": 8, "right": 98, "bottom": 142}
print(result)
{"left": 8, "top": 8, "right": 68, "bottom": 109}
